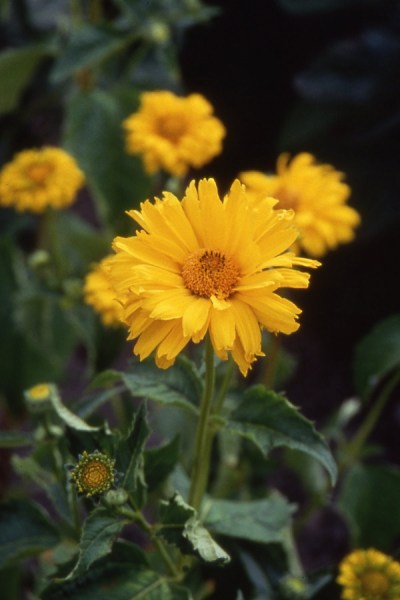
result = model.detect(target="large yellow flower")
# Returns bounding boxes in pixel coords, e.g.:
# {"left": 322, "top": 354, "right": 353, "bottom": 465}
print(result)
{"left": 83, "top": 256, "right": 124, "bottom": 327}
{"left": 240, "top": 153, "right": 361, "bottom": 258}
{"left": 106, "top": 178, "right": 319, "bottom": 376}
{"left": 122, "top": 90, "right": 226, "bottom": 177}
{"left": 337, "top": 548, "right": 400, "bottom": 600}
{"left": 0, "top": 146, "right": 85, "bottom": 213}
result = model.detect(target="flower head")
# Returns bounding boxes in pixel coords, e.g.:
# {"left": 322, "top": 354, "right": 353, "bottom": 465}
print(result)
{"left": 123, "top": 90, "right": 226, "bottom": 176}
{"left": 240, "top": 153, "right": 361, "bottom": 257}
{"left": 337, "top": 548, "right": 400, "bottom": 600}
{"left": 83, "top": 256, "right": 124, "bottom": 327}
{"left": 70, "top": 450, "right": 116, "bottom": 497}
{"left": 106, "top": 178, "right": 319, "bottom": 376}
{"left": 0, "top": 146, "right": 84, "bottom": 213}
{"left": 24, "top": 383, "right": 54, "bottom": 412}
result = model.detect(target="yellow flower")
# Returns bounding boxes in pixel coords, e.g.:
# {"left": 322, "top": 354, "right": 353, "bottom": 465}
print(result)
{"left": 70, "top": 450, "right": 116, "bottom": 497}
{"left": 0, "top": 146, "right": 84, "bottom": 213}
{"left": 240, "top": 152, "right": 361, "bottom": 258}
{"left": 83, "top": 256, "right": 124, "bottom": 327}
{"left": 123, "top": 90, "right": 226, "bottom": 176}
{"left": 106, "top": 178, "right": 319, "bottom": 376}
{"left": 337, "top": 548, "right": 400, "bottom": 600}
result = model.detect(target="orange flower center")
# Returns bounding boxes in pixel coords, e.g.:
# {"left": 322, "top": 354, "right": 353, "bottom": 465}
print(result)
{"left": 275, "top": 185, "right": 299, "bottom": 210}
{"left": 182, "top": 249, "right": 240, "bottom": 299}
{"left": 81, "top": 461, "right": 111, "bottom": 491}
{"left": 25, "top": 161, "right": 54, "bottom": 185}
{"left": 156, "top": 115, "right": 187, "bottom": 143}
{"left": 361, "top": 571, "right": 390, "bottom": 596}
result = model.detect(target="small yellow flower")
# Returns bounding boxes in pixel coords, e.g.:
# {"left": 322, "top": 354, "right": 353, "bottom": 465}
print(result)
{"left": 240, "top": 152, "right": 361, "bottom": 258}
{"left": 105, "top": 178, "right": 319, "bottom": 376}
{"left": 24, "top": 383, "right": 54, "bottom": 412}
{"left": 0, "top": 146, "right": 85, "bottom": 213}
{"left": 337, "top": 548, "right": 400, "bottom": 600}
{"left": 83, "top": 256, "right": 124, "bottom": 327}
{"left": 70, "top": 450, "right": 116, "bottom": 497}
{"left": 123, "top": 90, "right": 226, "bottom": 176}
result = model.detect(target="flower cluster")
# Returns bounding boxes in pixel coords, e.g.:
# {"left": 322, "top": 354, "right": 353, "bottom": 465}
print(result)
{"left": 105, "top": 177, "right": 319, "bottom": 376}
{"left": 337, "top": 548, "right": 400, "bottom": 600}
{"left": 0, "top": 146, "right": 84, "bottom": 213}
{"left": 123, "top": 90, "right": 226, "bottom": 176}
{"left": 240, "top": 152, "right": 360, "bottom": 257}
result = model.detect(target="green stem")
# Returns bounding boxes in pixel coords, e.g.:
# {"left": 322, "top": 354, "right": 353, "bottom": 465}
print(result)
{"left": 188, "top": 337, "right": 216, "bottom": 512}
{"left": 212, "top": 357, "right": 235, "bottom": 417}
{"left": 341, "top": 369, "right": 400, "bottom": 469}
{"left": 282, "top": 526, "right": 304, "bottom": 578}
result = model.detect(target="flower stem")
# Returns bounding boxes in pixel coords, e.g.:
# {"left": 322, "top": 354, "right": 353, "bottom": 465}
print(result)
{"left": 341, "top": 369, "right": 400, "bottom": 469}
{"left": 188, "top": 336, "right": 216, "bottom": 512}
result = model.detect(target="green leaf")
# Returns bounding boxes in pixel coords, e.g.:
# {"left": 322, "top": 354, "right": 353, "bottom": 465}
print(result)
{"left": 145, "top": 436, "right": 180, "bottom": 493}
{"left": 66, "top": 507, "right": 126, "bottom": 579}
{"left": 0, "top": 45, "right": 48, "bottom": 115}
{"left": 0, "top": 431, "right": 32, "bottom": 448}
{"left": 118, "top": 403, "right": 150, "bottom": 505}
{"left": 276, "top": 0, "right": 380, "bottom": 13}
{"left": 203, "top": 492, "right": 294, "bottom": 544}
{"left": 354, "top": 314, "right": 400, "bottom": 400}
{"left": 227, "top": 385, "right": 337, "bottom": 485}
{"left": 51, "top": 24, "right": 135, "bottom": 83}
{"left": 50, "top": 386, "right": 99, "bottom": 432}
{"left": 63, "top": 89, "right": 152, "bottom": 229}
{"left": 338, "top": 463, "right": 400, "bottom": 549}
{"left": 43, "top": 565, "right": 192, "bottom": 599}
{"left": 0, "top": 500, "right": 59, "bottom": 569}
{"left": 118, "top": 357, "right": 202, "bottom": 414}
{"left": 158, "top": 493, "right": 230, "bottom": 565}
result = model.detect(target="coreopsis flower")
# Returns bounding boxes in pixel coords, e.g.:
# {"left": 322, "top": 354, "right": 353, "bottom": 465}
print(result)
{"left": 69, "top": 451, "right": 116, "bottom": 498}
{"left": 83, "top": 256, "right": 124, "bottom": 327}
{"left": 0, "top": 146, "right": 84, "bottom": 213}
{"left": 337, "top": 548, "right": 400, "bottom": 600}
{"left": 106, "top": 178, "right": 319, "bottom": 376}
{"left": 122, "top": 90, "right": 226, "bottom": 176}
{"left": 240, "top": 153, "right": 360, "bottom": 258}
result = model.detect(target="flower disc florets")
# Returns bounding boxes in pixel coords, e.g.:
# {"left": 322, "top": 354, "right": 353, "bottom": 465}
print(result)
{"left": 105, "top": 178, "right": 320, "bottom": 376}
{"left": 337, "top": 548, "right": 400, "bottom": 600}
{"left": 70, "top": 451, "right": 116, "bottom": 497}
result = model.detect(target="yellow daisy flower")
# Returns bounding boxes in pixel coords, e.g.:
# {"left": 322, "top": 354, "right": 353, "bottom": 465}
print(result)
{"left": 337, "top": 548, "right": 400, "bottom": 600}
{"left": 0, "top": 146, "right": 84, "bottom": 214}
{"left": 240, "top": 152, "right": 361, "bottom": 258}
{"left": 106, "top": 178, "right": 319, "bottom": 376}
{"left": 69, "top": 450, "right": 116, "bottom": 498}
{"left": 122, "top": 90, "right": 226, "bottom": 176}
{"left": 83, "top": 256, "right": 124, "bottom": 327}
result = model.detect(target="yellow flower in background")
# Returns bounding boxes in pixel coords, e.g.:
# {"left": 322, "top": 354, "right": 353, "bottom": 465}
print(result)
{"left": 0, "top": 146, "right": 84, "bottom": 214}
{"left": 83, "top": 256, "right": 124, "bottom": 327}
{"left": 240, "top": 152, "right": 361, "bottom": 258}
{"left": 123, "top": 90, "right": 226, "bottom": 176}
{"left": 69, "top": 451, "right": 116, "bottom": 497}
{"left": 337, "top": 548, "right": 400, "bottom": 600}
{"left": 106, "top": 178, "right": 319, "bottom": 376}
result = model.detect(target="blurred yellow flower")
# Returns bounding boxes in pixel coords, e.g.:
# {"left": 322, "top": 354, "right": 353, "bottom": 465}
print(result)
{"left": 337, "top": 548, "right": 400, "bottom": 600}
{"left": 106, "top": 178, "right": 319, "bottom": 376}
{"left": 0, "top": 147, "right": 84, "bottom": 213}
{"left": 240, "top": 152, "right": 361, "bottom": 258}
{"left": 83, "top": 256, "right": 124, "bottom": 327}
{"left": 123, "top": 90, "right": 226, "bottom": 176}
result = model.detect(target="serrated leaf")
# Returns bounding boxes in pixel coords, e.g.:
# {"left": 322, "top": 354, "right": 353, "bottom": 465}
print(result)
{"left": 338, "top": 463, "right": 400, "bottom": 549}
{"left": 66, "top": 507, "right": 126, "bottom": 579}
{"left": 0, "top": 500, "right": 59, "bottom": 569}
{"left": 354, "top": 314, "right": 400, "bottom": 400}
{"left": 0, "top": 45, "right": 48, "bottom": 115}
{"left": 145, "top": 436, "right": 180, "bottom": 493}
{"left": 203, "top": 492, "right": 294, "bottom": 544}
{"left": 117, "top": 403, "right": 150, "bottom": 506}
{"left": 119, "top": 357, "right": 202, "bottom": 414}
{"left": 227, "top": 385, "right": 337, "bottom": 485}
{"left": 63, "top": 89, "right": 152, "bottom": 229}
{"left": 0, "top": 431, "right": 32, "bottom": 447}
{"left": 158, "top": 493, "right": 230, "bottom": 565}
{"left": 51, "top": 24, "right": 134, "bottom": 83}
